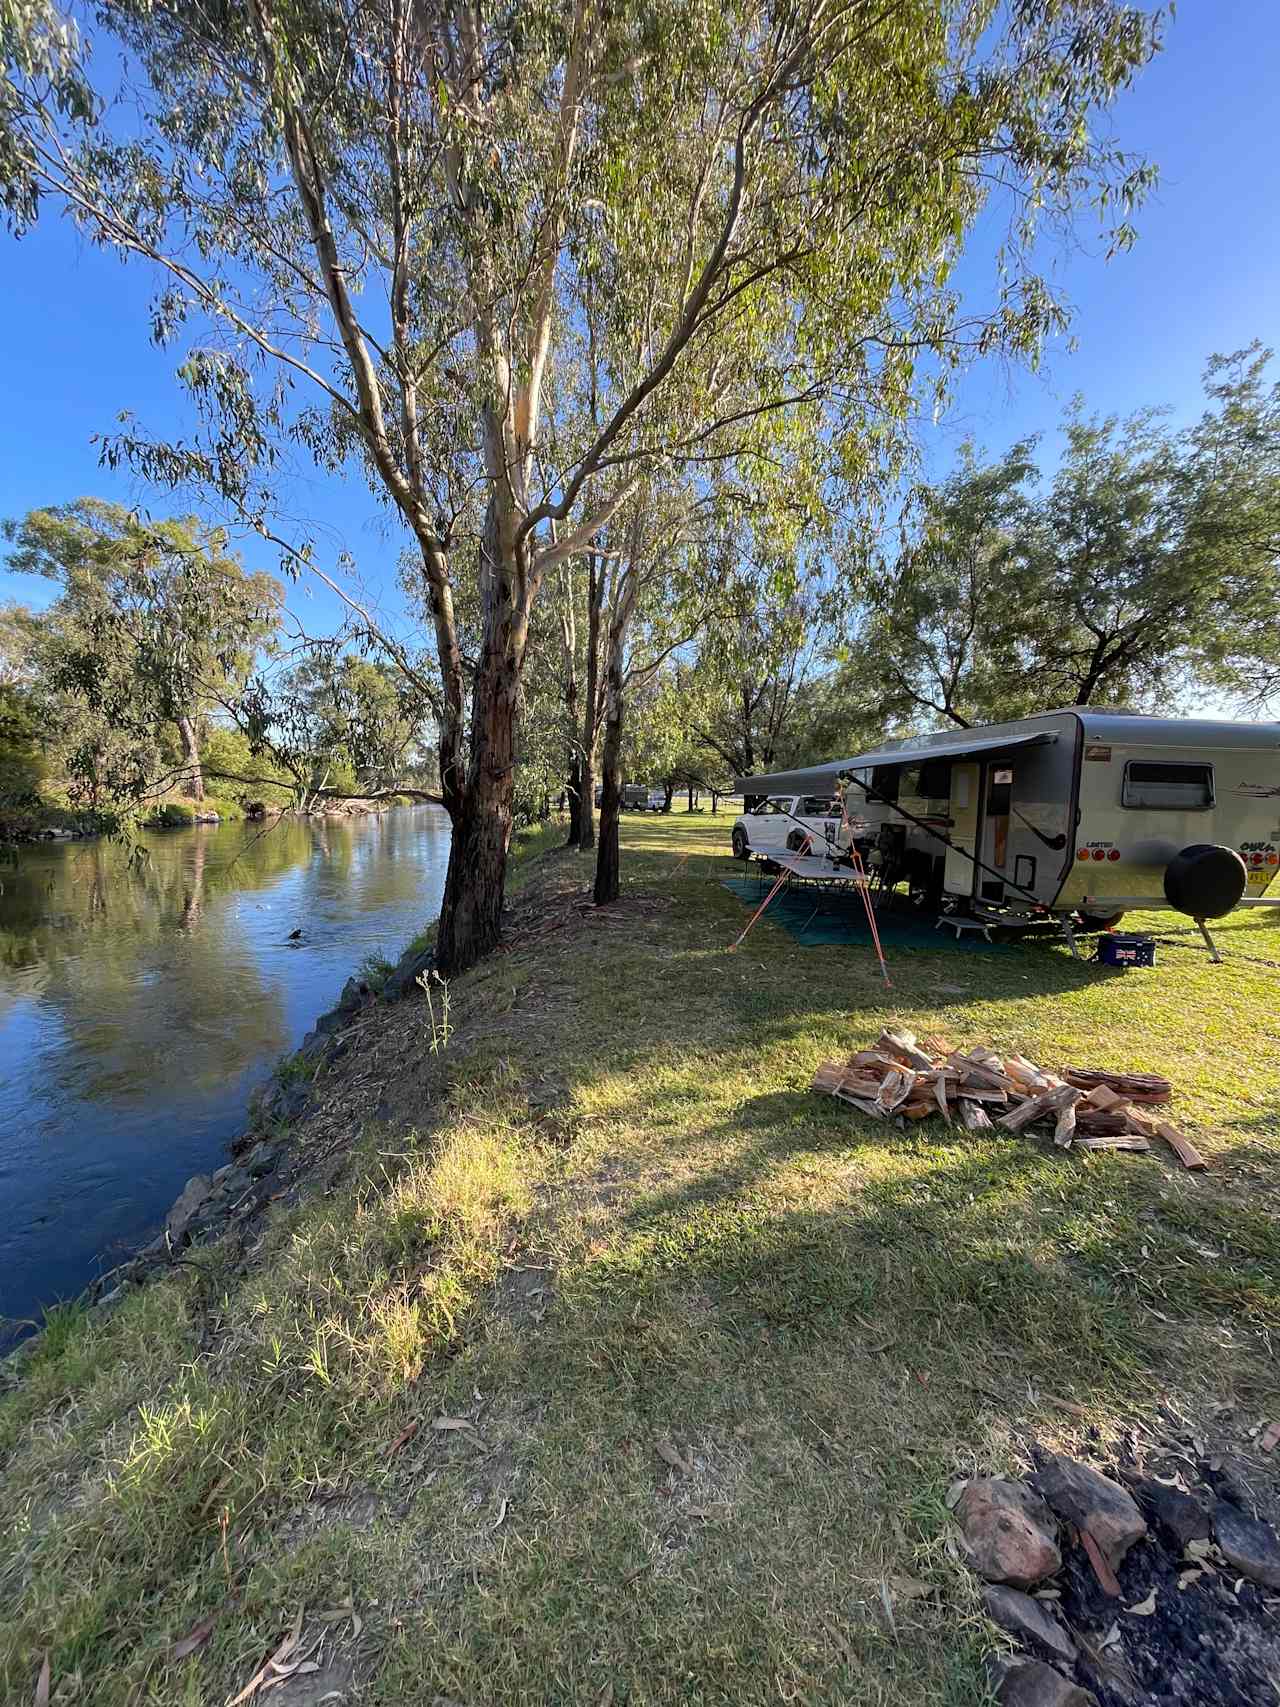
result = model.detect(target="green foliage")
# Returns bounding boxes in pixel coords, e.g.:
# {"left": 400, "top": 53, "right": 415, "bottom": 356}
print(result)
{"left": 358, "top": 950, "right": 394, "bottom": 994}
{"left": 0, "top": 682, "right": 45, "bottom": 829}
{"left": 149, "top": 800, "right": 195, "bottom": 827}
{"left": 850, "top": 347, "right": 1280, "bottom": 728}
{"left": 199, "top": 794, "right": 243, "bottom": 821}
{"left": 200, "top": 724, "right": 293, "bottom": 807}
{"left": 1, "top": 0, "right": 1165, "bottom": 965}
{"left": 2, "top": 499, "right": 281, "bottom": 815}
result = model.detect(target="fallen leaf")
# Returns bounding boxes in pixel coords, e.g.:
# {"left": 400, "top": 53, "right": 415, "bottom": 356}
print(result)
{"left": 493, "top": 1496, "right": 509, "bottom": 1530}
{"left": 878, "top": 1577, "right": 896, "bottom": 1634}
{"left": 1125, "top": 1590, "right": 1157, "bottom": 1617}
{"left": 889, "top": 1576, "right": 936, "bottom": 1601}
{"left": 389, "top": 1420, "right": 420, "bottom": 1455}
{"left": 228, "top": 1610, "right": 304, "bottom": 1707}
{"left": 1043, "top": 1393, "right": 1092, "bottom": 1419}
{"left": 1260, "top": 1420, "right": 1280, "bottom": 1453}
{"left": 1080, "top": 1528, "right": 1122, "bottom": 1598}
{"left": 170, "top": 1614, "right": 217, "bottom": 1661}
{"left": 820, "top": 1615, "right": 854, "bottom": 1664}
{"left": 654, "top": 1437, "right": 691, "bottom": 1475}
{"left": 944, "top": 1479, "right": 968, "bottom": 1510}
{"left": 432, "top": 1416, "right": 475, "bottom": 1433}
{"left": 1184, "top": 1537, "right": 1213, "bottom": 1561}
{"left": 34, "top": 1656, "right": 50, "bottom": 1707}
{"left": 1177, "top": 1568, "right": 1205, "bottom": 1591}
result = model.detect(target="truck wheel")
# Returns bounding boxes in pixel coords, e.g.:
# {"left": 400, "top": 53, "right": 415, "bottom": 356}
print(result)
{"left": 1079, "top": 910, "right": 1125, "bottom": 932}
{"left": 731, "top": 828, "right": 749, "bottom": 861}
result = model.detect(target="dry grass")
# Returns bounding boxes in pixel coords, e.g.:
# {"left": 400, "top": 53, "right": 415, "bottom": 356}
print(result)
{"left": 1, "top": 812, "right": 1278, "bottom": 1705}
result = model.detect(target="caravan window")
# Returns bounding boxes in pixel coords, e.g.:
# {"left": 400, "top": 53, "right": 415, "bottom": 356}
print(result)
{"left": 1121, "top": 761, "right": 1214, "bottom": 811}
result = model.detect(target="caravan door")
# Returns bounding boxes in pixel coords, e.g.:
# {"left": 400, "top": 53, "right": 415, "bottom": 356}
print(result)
{"left": 944, "top": 763, "right": 980, "bottom": 895}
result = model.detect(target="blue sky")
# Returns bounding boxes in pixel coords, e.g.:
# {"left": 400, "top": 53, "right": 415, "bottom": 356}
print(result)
{"left": 1, "top": 0, "right": 1277, "bottom": 639}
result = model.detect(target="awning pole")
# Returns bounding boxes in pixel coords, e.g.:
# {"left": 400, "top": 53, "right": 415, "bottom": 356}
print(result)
{"left": 834, "top": 783, "right": 891, "bottom": 986}
{"left": 729, "top": 836, "right": 811, "bottom": 949}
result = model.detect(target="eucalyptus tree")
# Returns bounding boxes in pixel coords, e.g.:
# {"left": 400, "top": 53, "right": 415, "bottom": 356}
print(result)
{"left": 689, "top": 559, "right": 841, "bottom": 783}
{"left": 3, "top": 499, "right": 281, "bottom": 804}
{"left": 1182, "top": 345, "right": 1280, "bottom": 707}
{"left": 3, "top": 0, "right": 1161, "bottom": 970}
{"left": 849, "top": 348, "right": 1280, "bottom": 727}
{"left": 851, "top": 439, "right": 1041, "bottom": 728}
{"left": 591, "top": 484, "right": 735, "bottom": 901}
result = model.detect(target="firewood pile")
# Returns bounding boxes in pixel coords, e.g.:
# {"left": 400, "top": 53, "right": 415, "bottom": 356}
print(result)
{"left": 812, "top": 1031, "right": 1207, "bottom": 1170}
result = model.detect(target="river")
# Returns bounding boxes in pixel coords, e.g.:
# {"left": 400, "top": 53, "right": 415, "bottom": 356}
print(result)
{"left": 0, "top": 806, "right": 452, "bottom": 1343}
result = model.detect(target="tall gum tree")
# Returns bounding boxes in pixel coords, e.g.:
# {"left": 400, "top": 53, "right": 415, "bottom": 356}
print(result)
{"left": 3, "top": 0, "right": 1162, "bottom": 972}
{"left": 3, "top": 499, "right": 281, "bottom": 805}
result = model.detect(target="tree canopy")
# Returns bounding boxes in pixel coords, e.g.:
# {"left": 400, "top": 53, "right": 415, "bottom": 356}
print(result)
{"left": 847, "top": 347, "right": 1280, "bottom": 729}
{"left": 1, "top": 0, "right": 1165, "bottom": 968}
{"left": 3, "top": 499, "right": 281, "bottom": 806}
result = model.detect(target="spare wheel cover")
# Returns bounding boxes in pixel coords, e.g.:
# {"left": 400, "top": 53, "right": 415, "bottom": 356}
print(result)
{"left": 1163, "top": 843, "right": 1247, "bottom": 919}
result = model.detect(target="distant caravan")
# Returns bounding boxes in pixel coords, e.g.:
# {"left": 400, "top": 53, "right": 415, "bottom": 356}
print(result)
{"left": 735, "top": 709, "right": 1280, "bottom": 953}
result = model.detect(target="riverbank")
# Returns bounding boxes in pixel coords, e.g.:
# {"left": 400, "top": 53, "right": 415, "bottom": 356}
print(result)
{"left": 3, "top": 814, "right": 1279, "bottom": 1705}
{"left": 0, "top": 804, "right": 454, "bottom": 1333}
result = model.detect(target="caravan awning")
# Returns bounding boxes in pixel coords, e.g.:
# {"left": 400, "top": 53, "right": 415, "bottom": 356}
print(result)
{"left": 733, "top": 730, "right": 1057, "bottom": 797}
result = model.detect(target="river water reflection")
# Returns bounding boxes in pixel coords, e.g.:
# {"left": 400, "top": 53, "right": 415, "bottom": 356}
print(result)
{"left": 0, "top": 806, "right": 451, "bottom": 1339}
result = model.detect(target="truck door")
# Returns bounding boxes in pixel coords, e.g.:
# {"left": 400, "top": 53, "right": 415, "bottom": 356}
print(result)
{"left": 944, "top": 763, "right": 980, "bottom": 896}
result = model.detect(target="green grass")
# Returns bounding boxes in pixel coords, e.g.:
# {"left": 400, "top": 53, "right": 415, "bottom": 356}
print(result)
{"left": 2, "top": 812, "right": 1278, "bottom": 1705}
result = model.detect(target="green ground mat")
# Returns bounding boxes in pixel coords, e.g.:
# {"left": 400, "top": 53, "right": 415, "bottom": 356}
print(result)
{"left": 720, "top": 873, "right": 1004, "bottom": 952}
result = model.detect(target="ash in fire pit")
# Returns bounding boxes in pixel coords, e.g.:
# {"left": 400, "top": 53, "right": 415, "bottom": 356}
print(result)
{"left": 955, "top": 1438, "right": 1280, "bottom": 1706}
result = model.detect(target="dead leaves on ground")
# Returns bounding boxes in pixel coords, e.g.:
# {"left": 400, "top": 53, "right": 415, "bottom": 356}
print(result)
{"left": 170, "top": 1614, "right": 218, "bottom": 1661}
{"left": 226, "top": 1600, "right": 360, "bottom": 1704}
{"left": 654, "top": 1436, "right": 693, "bottom": 1476}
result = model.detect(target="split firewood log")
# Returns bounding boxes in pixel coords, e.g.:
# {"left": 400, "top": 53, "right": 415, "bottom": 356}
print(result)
{"left": 812, "top": 1063, "right": 884, "bottom": 1098}
{"left": 958, "top": 1098, "right": 993, "bottom": 1131}
{"left": 1063, "top": 1068, "right": 1172, "bottom": 1104}
{"left": 1080, "top": 1084, "right": 1130, "bottom": 1113}
{"left": 876, "top": 1030, "right": 936, "bottom": 1072}
{"left": 947, "top": 1050, "right": 1018, "bottom": 1093}
{"left": 835, "top": 1093, "right": 885, "bottom": 1119}
{"left": 1074, "top": 1108, "right": 1132, "bottom": 1137}
{"left": 875, "top": 1067, "right": 917, "bottom": 1115}
{"left": 1074, "top": 1133, "right": 1151, "bottom": 1153}
{"left": 1004, "top": 1053, "right": 1055, "bottom": 1092}
{"left": 1053, "top": 1099, "right": 1078, "bottom": 1148}
{"left": 998, "top": 1083, "right": 1081, "bottom": 1133}
{"left": 1124, "top": 1109, "right": 1208, "bottom": 1170}
{"left": 933, "top": 1074, "right": 952, "bottom": 1124}
{"left": 847, "top": 1050, "right": 902, "bottom": 1073}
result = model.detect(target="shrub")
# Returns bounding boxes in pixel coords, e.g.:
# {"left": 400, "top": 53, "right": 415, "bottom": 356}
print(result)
{"left": 200, "top": 795, "right": 244, "bottom": 822}
{"left": 151, "top": 801, "right": 196, "bottom": 828}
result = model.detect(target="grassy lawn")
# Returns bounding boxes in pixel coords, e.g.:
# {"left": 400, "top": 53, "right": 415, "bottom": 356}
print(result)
{"left": 2, "top": 812, "right": 1278, "bottom": 1705}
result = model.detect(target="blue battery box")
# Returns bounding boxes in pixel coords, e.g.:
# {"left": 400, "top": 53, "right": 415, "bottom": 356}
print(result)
{"left": 1096, "top": 933, "right": 1156, "bottom": 968}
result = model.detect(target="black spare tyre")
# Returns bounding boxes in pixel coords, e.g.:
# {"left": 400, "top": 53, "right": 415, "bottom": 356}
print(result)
{"left": 1163, "top": 843, "right": 1247, "bottom": 919}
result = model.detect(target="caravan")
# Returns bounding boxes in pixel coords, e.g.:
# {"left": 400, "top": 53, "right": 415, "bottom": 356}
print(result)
{"left": 735, "top": 709, "right": 1280, "bottom": 941}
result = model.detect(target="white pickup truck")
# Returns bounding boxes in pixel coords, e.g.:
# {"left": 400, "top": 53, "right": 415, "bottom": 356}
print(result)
{"left": 731, "top": 794, "right": 845, "bottom": 861}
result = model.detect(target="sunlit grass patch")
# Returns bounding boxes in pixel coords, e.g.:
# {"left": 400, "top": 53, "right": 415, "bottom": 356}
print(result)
{"left": 2, "top": 811, "right": 1278, "bottom": 1705}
